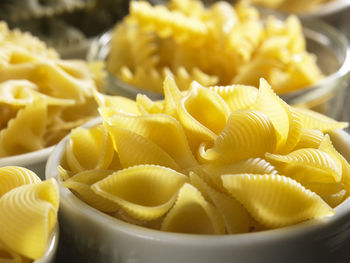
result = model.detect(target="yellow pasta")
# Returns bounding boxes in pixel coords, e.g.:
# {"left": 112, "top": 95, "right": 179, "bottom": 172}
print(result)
{"left": 222, "top": 173, "right": 334, "bottom": 228}
{"left": 0, "top": 21, "right": 105, "bottom": 157}
{"left": 107, "top": 0, "right": 323, "bottom": 94}
{"left": 60, "top": 78, "right": 349, "bottom": 235}
{"left": 0, "top": 166, "right": 59, "bottom": 261}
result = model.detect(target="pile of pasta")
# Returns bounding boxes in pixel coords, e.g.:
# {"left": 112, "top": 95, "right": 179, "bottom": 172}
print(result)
{"left": 0, "top": 21, "right": 105, "bottom": 157}
{"left": 107, "top": 0, "right": 324, "bottom": 95}
{"left": 59, "top": 77, "right": 350, "bottom": 234}
{"left": 247, "top": 0, "right": 333, "bottom": 13}
{"left": 0, "top": 166, "right": 59, "bottom": 262}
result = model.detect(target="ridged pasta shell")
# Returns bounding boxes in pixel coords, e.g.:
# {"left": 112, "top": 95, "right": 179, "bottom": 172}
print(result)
{"left": 94, "top": 91, "right": 140, "bottom": 116}
{"left": 251, "top": 78, "right": 290, "bottom": 150}
{"left": 265, "top": 148, "right": 342, "bottom": 183}
{"left": 209, "top": 84, "right": 258, "bottom": 112}
{"left": 293, "top": 106, "right": 348, "bottom": 132}
{"left": 57, "top": 165, "right": 74, "bottom": 181}
{"left": 0, "top": 166, "right": 41, "bottom": 198}
{"left": 161, "top": 183, "right": 225, "bottom": 234}
{"left": 190, "top": 173, "right": 256, "bottom": 234}
{"left": 66, "top": 125, "right": 115, "bottom": 172}
{"left": 136, "top": 94, "right": 163, "bottom": 114}
{"left": 222, "top": 173, "right": 334, "bottom": 228}
{"left": 92, "top": 165, "right": 188, "bottom": 220}
{"left": 202, "top": 158, "right": 278, "bottom": 191}
{"left": 322, "top": 189, "right": 346, "bottom": 208}
{"left": 62, "top": 170, "right": 119, "bottom": 212}
{"left": 318, "top": 135, "right": 350, "bottom": 194}
{"left": 177, "top": 82, "right": 230, "bottom": 144}
{"left": 199, "top": 109, "right": 277, "bottom": 163}
{"left": 0, "top": 178, "right": 59, "bottom": 259}
{"left": 105, "top": 126, "right": 180, "bottom": 170}
{"left": 104, "top": 113, "right": 197, "bottom": 169}
{"left": 0, "top": 99, "right": 47, "bottom": 157}
{"left": 293, "top": 129, "right": 324, "bottom": 150}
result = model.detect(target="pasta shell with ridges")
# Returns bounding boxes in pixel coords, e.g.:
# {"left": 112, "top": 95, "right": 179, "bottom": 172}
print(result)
{"left": 161, "top": 183, "right": 225, "bottom": 234}
{"left": 199, "top": 109, "right": 277, "bottom": 163}
{"left": 222, "top": 173, "right": 334, "bottom": 228}
{"left": 0, "top": 179, "right": 59, "bottom": 259}
{"left": 92, "top": 165, "right": 188, "bottom": 220}
{"left": 293, "top": 129, "right": 324, "bottom": 151}
{"left": 0, "top": 166, "right": 41, "bottom": 198}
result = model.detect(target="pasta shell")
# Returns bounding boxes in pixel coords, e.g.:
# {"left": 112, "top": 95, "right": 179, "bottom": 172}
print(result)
{"left": 177, "top": 82, "right": 230, "bottom": 144}
{"left": 0, "top": 166, "right": 41, "bottom": 198}
{"left": 318, "top": 135, "right": 350, "bottom": 194}
{"left": 163, "top": 75, "right": 183, "bottom": 118}
{"left": 0, "top": 99, "right": 47, "bottom": 157}
{"left": 57, "top": 165, "right": 74, "bottom": 181}
{"left": 222, "top": 173, "right": 334, "bottom": 228}
{"left": 265, "top": 148, "right": 342, "bottom": 184}
{"left": 92, "top": 165, "right": 188, "bottom": 220}
{"left": 62, "top": 170, "right": 119, "bottom": 212}
{"left": 0, "top": 240, "right": 22, "bottom": 263}
{"left": 0, "top": 178, "right": 59, "bottom": 259}
{"left": 293, "top": 106, "right": 348, "bottom": 132}
{"left": 66, "top": 125, "right": 115, "bottom": 172}
{"left": 202, "top": 158, "right": 278, "bottom": 191}
{"left": 199, "top": 109, "right": 277, "bottom": 163}
{"left": 209, "top": 84, "right": 258, "bottom": 112}
{"left": 293, "top": 129, "right": 324, "bottom": 150}
{"left": 105, "top": 126, "right": 180, "bottom": 170}
{"left": 190, "top": 172, "right": 257, "bottom": 234}
{"left": 104, "top": 113, "right": 197, "bottom": 169}
{"left": 251, "top": 78, "right": 290, "bottom": 150}
{"left": 94, "top": 91, "right": 140, "bottom": 116}
{"left": 161, "top": 183, "right": 225, "bottom": 234}
{"left": 322, "top": 189, "right": 346, "bottom": 208}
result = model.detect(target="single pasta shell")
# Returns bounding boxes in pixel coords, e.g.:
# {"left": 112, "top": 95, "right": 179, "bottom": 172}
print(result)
{"left": 190, "top": 172, "right": 257, "bottom": 234}
{"left": 161, "top": 183, "right": 225, "bottom": 234}
{"left": 163, "top": 75, "right": 183, "bottom": 118}
{"left": 266, "top": 148, "right": 342, "bottom": 183}
{"left": 0, "top": 166, "right": 41, "bottom": 198}
{"left": 293, "top": 129, "right": 324, "bottom": 151}
{"left": 222, "top": 173, "right": 334, "bottom": 228}
{"left": 0, "top": 178, "right": 59, "bottom": 259}
{"left": 66, "top": 125, "right": 115, "bottom": 172}
{"left": 177, "top": 82, "right": 230, "bottom": 144}
{"left": 209, "top": 84, "right": 258, "bottom": 112}
{"left": 62, "top": 169, "right": 119, "bottom": 213}
{"left": 106, "top": 125, "right": 180, "bottom": 170}
{"left": 293, "top": 107, "right": 348, "bottom": 132}
{"left": 104, "top": 112, "right": 197, "bottom": 169}
{"left": 92, "top": 165, "right": 188, "bottom": 220}
{"left": 199, "top": 109, "right": 277, "bottom": 163}
{"left": 136, "top": 94, "right": 163, "bottom": 114}
{"left": 251, "top": 78, "right": 290, "bottom": 151}
{"left": 322, "top": 189, "right": 347, "bottom": 208}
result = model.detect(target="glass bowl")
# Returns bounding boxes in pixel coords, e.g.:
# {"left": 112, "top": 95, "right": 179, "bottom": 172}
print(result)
{"left": 87, "top": 15, "right": 350, "bottom": 119}
{"left": 46, "top": 118, "right": 350, "bottom": 263}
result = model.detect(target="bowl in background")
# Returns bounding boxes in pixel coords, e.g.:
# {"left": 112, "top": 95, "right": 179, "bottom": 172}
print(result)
{"left": 46, "top": 118, "right": 350, "bottom": 263}
{"left": 0, "top": 146, "right": 54, "bottom": 180}
{"left": 87, "top": 14, "right": 350, "bottom": 119}
{"left": 34, "top": 224, "right": 59, "bottom": 263}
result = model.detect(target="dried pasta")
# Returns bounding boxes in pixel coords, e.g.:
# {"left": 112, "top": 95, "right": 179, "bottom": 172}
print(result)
{"left": 60, "top": 77, "right": 349, "bottom": 234}
{"left": 107, "top": 0, "right": 323, "bottom": 94}
{"left": 0, "top": 166, "right": 59, "bottom": 261}
{"left": 0, "top": 21, "right": 105, "bottom": 157}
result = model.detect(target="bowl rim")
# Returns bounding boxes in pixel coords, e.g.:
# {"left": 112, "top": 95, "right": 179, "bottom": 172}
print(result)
{"left": 45, "top": 118, "right": 350, "bottom": 244}
{"left": 87, "top": 12, "right": 350, "bottom": 104}
{"left": 298, "top": 0, "right": 350, "bottom": 17}
{"left": 34, "top": 224, "right": 59, "bottom": 263}
{"left": 0, "top": 146, "right": 55, "bottom": 167}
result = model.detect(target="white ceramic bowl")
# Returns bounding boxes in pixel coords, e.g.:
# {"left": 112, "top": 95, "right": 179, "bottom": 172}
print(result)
{"left": 0, "top": 146, "right": 54, "bottom": 180}
{"left": 34, "top": 224, "right": 59, "bottom": 263}
{"left": 46, "top": 121, "right": 350, "bottom": 263}
{"left": 87, "top": 14, "right": 350, "bottom": 119}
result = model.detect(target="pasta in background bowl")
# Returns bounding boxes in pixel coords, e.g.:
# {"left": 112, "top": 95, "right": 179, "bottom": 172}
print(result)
{"left": 46, "top": 78, "right": 350, "bottom": 263}
{"left": 87, "top": 0, "right": 350, "bottom": 119}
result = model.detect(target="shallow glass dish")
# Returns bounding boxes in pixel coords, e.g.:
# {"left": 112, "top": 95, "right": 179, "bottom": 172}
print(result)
{"left": 87, "top": 15, "right": 350, "bottom": 119}
{"left": 46, "top": 119, "right": 350, "bottom": 263}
